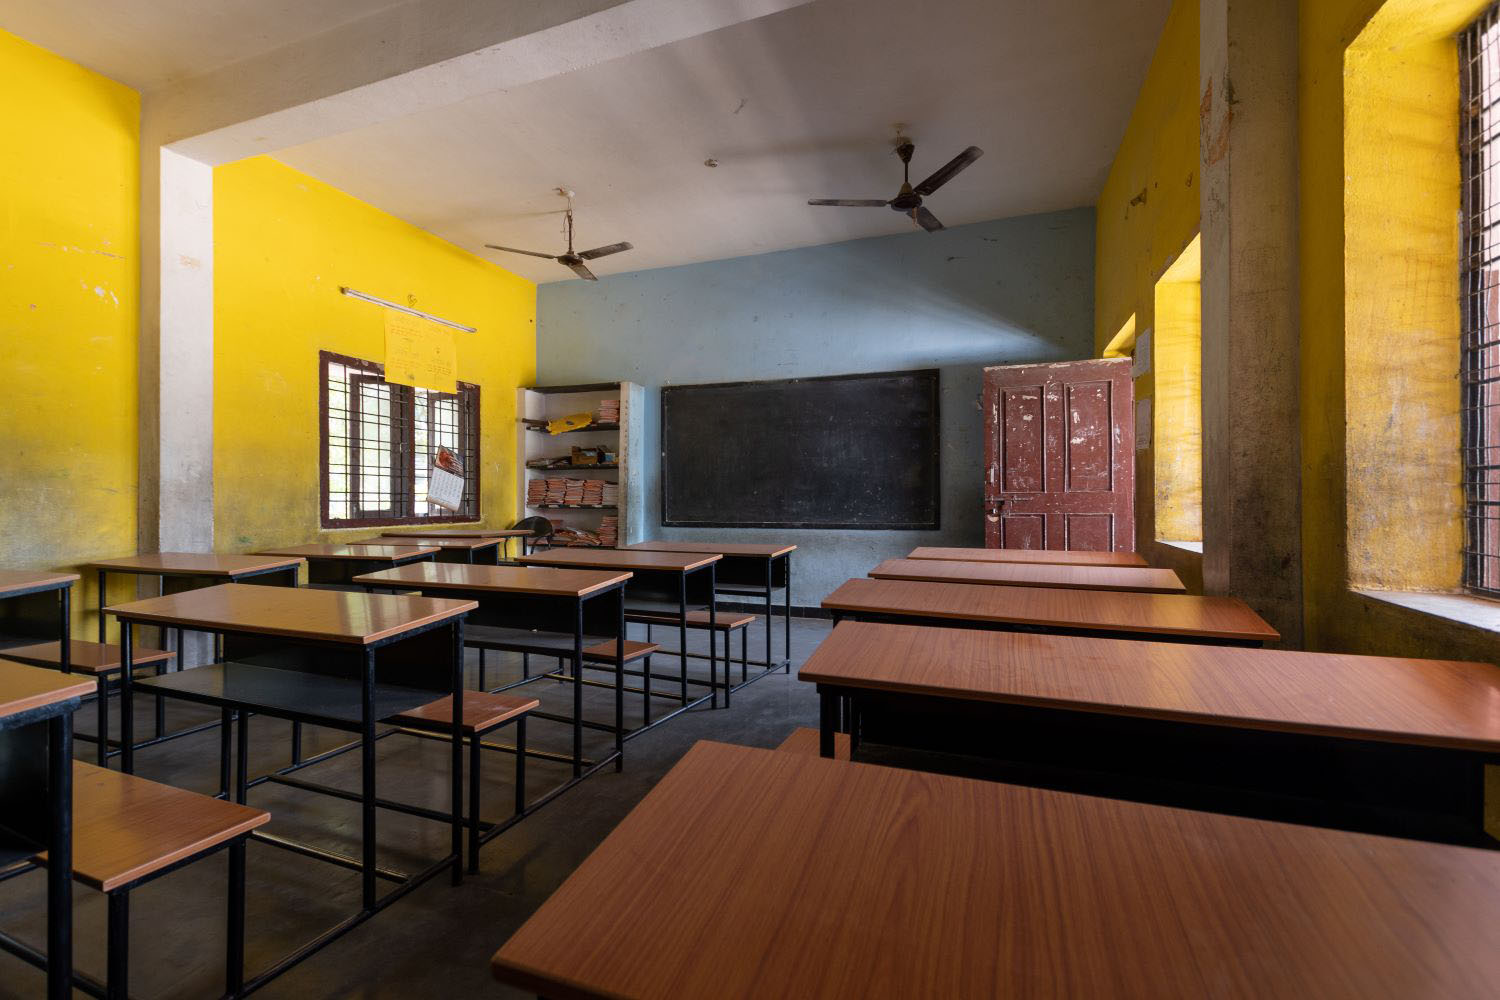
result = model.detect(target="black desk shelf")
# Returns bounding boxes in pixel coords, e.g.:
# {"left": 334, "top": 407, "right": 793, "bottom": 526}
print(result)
{"left": 134, "top": 662, "right": 438, "bottom": 729}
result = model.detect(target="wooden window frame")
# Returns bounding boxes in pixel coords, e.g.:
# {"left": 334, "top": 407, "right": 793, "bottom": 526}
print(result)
{"left": 319, "top": 350, "right": 481, "bottom": 528}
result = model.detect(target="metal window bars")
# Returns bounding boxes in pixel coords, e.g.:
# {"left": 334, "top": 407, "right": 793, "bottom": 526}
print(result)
{"left": 319, "top": 351, "right": 480, "bottom": 527}
{"left": 1462, "top": 6, "right": 1500, "bottom": 595}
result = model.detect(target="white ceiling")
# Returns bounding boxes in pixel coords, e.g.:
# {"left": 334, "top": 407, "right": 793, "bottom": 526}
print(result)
{"left": 0, "top": 0, "right": 401, "bottom": 92}
{"left": 274, "top": 0, "right": 1169, "bottom": 282}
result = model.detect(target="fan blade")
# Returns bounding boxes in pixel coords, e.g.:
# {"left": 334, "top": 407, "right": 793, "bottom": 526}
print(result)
{"left": 577, "top": 241, "right": 633, "bottom": 261}
{"left": 913, "top": 146, "right": 983, "bottom": 197}
{"left": 565, "top": 260, "right": 598, "bottom": 281}
{"left": 808, "top": 198, "right": 890, "bottom": 207}
{"left": 914, "top": 206, "right": 945, "bottom": 232}
{"left": 484, "top": 244, "right": 557, "bottom": 260}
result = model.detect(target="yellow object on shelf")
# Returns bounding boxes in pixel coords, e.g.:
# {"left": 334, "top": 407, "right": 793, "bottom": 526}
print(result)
{"left": 548, "top": 412, "right": 594, "bottom": 435}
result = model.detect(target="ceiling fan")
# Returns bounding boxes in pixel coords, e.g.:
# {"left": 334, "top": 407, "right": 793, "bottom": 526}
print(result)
{"left": 808, "top": 132, "right": 983, "bottom": 232}
{"left": 485, "top": 189, "right": 632, "bottom": 280}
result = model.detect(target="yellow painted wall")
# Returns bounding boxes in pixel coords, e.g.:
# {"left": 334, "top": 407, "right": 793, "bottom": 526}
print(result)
{"left": 1094, "top": 0, "right": 1203, "bottom": 590}
{"left": 213, "top": 156, "right": 536, "bottom": 555}
{"left": 0, "top": 29, "right": 139, "bottom": 638}
{"left": 1300, "top": 0, "right": 1500, "bottom": 663}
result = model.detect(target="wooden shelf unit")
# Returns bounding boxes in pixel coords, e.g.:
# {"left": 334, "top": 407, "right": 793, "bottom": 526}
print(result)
{"left": 517, "top": 382, "right": 643, "bottom": 549}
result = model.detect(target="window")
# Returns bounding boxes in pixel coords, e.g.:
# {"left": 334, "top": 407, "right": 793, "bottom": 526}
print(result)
{"left": 1152, "top": 234, "right": 1202, "bottom": 547}
{"left": 1463, "top": 8, "right": 1500, "bottom": 596}
{"left": 319, "top": 350, "right": 480, "bottom": 527}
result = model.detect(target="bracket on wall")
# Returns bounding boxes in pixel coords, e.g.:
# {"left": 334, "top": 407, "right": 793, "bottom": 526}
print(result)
{"left": 339, "top": 286, "right": 477, "bottom": 333}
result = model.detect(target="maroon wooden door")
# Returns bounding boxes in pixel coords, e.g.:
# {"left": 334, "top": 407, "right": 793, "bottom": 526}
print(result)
{"left": 983, "top": 358, "right": 1135, "bottom": 551}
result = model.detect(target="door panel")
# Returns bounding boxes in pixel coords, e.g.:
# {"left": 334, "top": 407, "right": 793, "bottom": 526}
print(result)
{"left": 984, "top": 359, "right": 1135, "bottom": 551}
{"left": 1000, "top": 385, "right": 1045, "bottom": 492}
{"left": 999, "top": 513, "right": 1046, "bottom": 550}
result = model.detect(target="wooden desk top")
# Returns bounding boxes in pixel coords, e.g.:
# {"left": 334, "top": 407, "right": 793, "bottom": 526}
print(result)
{"left": 348, "top": 536, "right": 498, "bottom": 552}
{"left": 624, "top": 541, "right": 797, "bottom": 558}
{"left": 90, "top": 552, "right": 304, "bottom": 577}
{"left": 355, "top": 562, "right": 631, "bottom": 598}
{"left": 869, "top": 557, "right": 1185, "bottom": 594}
{"left": 492, "top": 741, "right": 1500, "bottom": 999}
{"left": 822, "top": 577, "right": 1280, "bottom": 643}
{"left": 44, "top": 762, "right": 269, "bottom": 893}
{"left": 0, "top": 659, "right": 94, "bottom": 719}
{"left": 0, "top": 569, "right": 79, "bottom": 598}
{"left": 381, "top": 529, "right": 530, "bottom": 539}
{"left": 802, "top": 622, "right": 1500, "bottom": 753}
{"left": 520, "top": 549, "right": 722, "bottom": 573}
{"left": 908, "top": 545, "right": 1149, "bottom": 568}
{"left": 255, "top": 543, "right": 438, "bottom": 562}
{"left": 106, "top": 583, "right": 476, "bottom": 645}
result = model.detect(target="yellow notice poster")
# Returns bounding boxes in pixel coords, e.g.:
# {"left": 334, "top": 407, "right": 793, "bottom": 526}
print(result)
{"left": 384, "top": 310, "right": 457, "bottom": 392}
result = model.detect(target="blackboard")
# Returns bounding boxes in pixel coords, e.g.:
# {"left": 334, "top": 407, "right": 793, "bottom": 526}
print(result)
{"left": 661, "top": 369, "right": 940, "bottom": 529}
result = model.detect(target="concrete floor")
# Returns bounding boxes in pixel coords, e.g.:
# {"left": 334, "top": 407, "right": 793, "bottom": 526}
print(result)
{"left": 0, "top": 617, "right": 833, "bottom": 999}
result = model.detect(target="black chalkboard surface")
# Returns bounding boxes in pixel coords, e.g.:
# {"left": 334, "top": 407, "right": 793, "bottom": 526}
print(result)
{"left": 661, "top": 369, "right": 940, "bottom": 529}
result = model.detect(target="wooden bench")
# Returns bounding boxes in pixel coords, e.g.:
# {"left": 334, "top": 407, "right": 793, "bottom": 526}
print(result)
{"left": 32, "top": 761, "right": 268, "bottom": 999}
{"left": 390, "top": 691, "right": 538, "bottom": 873}
{"left": 631, "top": 609, "right": 759, "bottom": 687}
{"left": 1, "top": 639, "right": 173, "bottom": 766}
{"left": 777, "top": 726, "right": 850, "bottom": 760}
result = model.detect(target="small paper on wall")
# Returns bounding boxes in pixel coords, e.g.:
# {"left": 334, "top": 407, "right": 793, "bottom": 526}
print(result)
{"left": 1135, "top": 398, "right": 1152, "bottom": 451}
{"left": 385, "top": 310, "right": 456, "bottom": 392}
{"left": 1131, "top": 327, "right": 1153, "bottom": 378}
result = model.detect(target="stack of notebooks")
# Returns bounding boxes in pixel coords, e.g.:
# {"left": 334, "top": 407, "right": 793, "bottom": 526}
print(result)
{"left": 598, "top": 515, "right": 618, "bottom": 548}
{"left": 528, "top": 476, "right": 616, "bottom": 507}
{"left": 597, "top": 399, "right": 620, "bottom": 423}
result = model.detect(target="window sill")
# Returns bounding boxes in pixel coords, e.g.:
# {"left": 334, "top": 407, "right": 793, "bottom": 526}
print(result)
{"left": 1157, "top": 539, "right": 1203, "bottom": 554}
{"left": 1354, "top": 589, "right": 1500, "bottom": 635}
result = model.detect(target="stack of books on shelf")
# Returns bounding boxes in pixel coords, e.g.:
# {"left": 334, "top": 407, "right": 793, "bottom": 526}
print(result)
{"left": 526, "top": 478, "right": 546, "bottom": 506}
{"left": 580, "top": 479, "right": 604, "bottom": 505}
{"left": 601, "top": 481, "right": 619, "bottom": 506}
{"left": 598, "top": 515, "right": 618, "bottom": 548}
{"left": 562, "top": 479, "right": 585, "bottom": 505}
{"left": 597, "top": 398, "right": 620, "bottom": 423}
{"left": 529, "top": 475, "right": 619, "bottom": 508}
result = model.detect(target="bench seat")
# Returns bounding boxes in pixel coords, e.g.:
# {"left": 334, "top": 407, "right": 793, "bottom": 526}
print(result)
{"left": 627, "top": 609, "right": 757, "bottom": 631}
{"left": 391, "top": 691, "right": 538, "bottom": 734}
{"left": 1, "top": 639, "right": 173, "bottom": 676}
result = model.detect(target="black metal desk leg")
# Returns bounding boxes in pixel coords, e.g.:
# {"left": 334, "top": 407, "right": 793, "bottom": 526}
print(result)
{"left": 515, "top": 716, "right": 527, "bottom": 814}
{"left": 765, "top": 558, "right": 774, "bottom": 673}
{"left": 451, "top": 620, "right": 465, "bottom": 886}
{"left": 784, "top": 557, "right": 792, "bottom": 672}
{"left": 97, "top": 569, "right": 107, "bottom": 646}
{"left": 120, "top": 622, "right": 134, "bottom": 773}
{"left": 818, "top": 691, "right": 837, "bottom": 758}
{"left": 58, "top": 587, "right": 71, "bottom": 674}
{"left": 572, "top": 603, "right": 584, "bottom": 779}
{"left": 96, "top": 676, "right": 109, "bottom": 767}
{"left": 468, "top": 733, "right": 481, "bottom": 874}
{"left": 227, "top": 841, "right": 246, "bottom": 997}
{"left": 678, "top": 576, "right": 690, "bottom": 708}
{"left": 614, "top": 589, "right": 624, "bottom": 770}
{"left": 106, "top": 891, "right": 128, "bottom": 1000}
{"left": 361, "top": 648, "right": 377, "bottom": 910}
{"left": 220, "top": 708, "right": 233, "bottom": 797}
{"left": 46, "top": 713, "right": 72, "bottom": 1000}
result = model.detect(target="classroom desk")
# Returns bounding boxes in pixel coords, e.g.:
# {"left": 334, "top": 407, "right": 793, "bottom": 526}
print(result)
{"left": 822, "top": 577, "right": 1279, "bottom": 645}
{"left": 518, "top": 549, "right": 725, "bottom": 707}
{"left": 0, "top": 570, "right": 77, "bottom": 674}
{"left": 354, "top": 562, "right": 632, "bottom": 779}
{"left": 89, "top": 553, "right": 304, "bottom": 754}
{"left": 491, "top": 740, "right": 1500, "bottom": 999}
{"left": 381, "top": 528, "right": 530, "bottom": 561}
{"left": 623, "top": 541, "right": 795, "bottom": 684}
{"left": 110, "top": 583, "right": 473, "bottom": 994}
{"left": 255, "top": 543, "right": 438, "bottom": 586}
{"left": 350, "top": 535, "right": 501, "bottom": 565}
{"left": 869, "top": 557, "right": 1185, "bottom": 593}
{"left": 803, "top": 621, "right": 1500, "bottom": 845}
{"left": 0, "top": 660, "right": 92, "bottom": 1000}
{"left": 908, "top": 545, "right": 1149, "bottom": 567}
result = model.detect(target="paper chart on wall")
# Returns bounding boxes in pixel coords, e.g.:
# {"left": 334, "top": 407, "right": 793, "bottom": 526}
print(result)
{"left": 385, "top": 309, "right": 457, "bottom": 392}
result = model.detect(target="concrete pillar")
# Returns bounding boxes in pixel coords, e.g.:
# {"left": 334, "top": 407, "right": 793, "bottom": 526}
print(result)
{"left": 1199, "top": 0, "right": 1304, "bottom": 645}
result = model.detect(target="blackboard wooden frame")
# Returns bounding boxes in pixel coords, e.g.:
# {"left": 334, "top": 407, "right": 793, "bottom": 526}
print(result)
{"left": 660, "top": 369, "right": 940, "bottom": 530}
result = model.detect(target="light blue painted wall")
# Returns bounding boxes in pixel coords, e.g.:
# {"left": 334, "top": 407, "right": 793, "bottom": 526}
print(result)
{"left": 536, "top": 208, "right": 1096, "bottom": 607}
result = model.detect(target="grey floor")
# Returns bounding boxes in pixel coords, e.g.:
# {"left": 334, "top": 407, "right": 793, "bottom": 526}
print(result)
{"left": 0, "top": 616, "right": 833, "bottom": 999}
